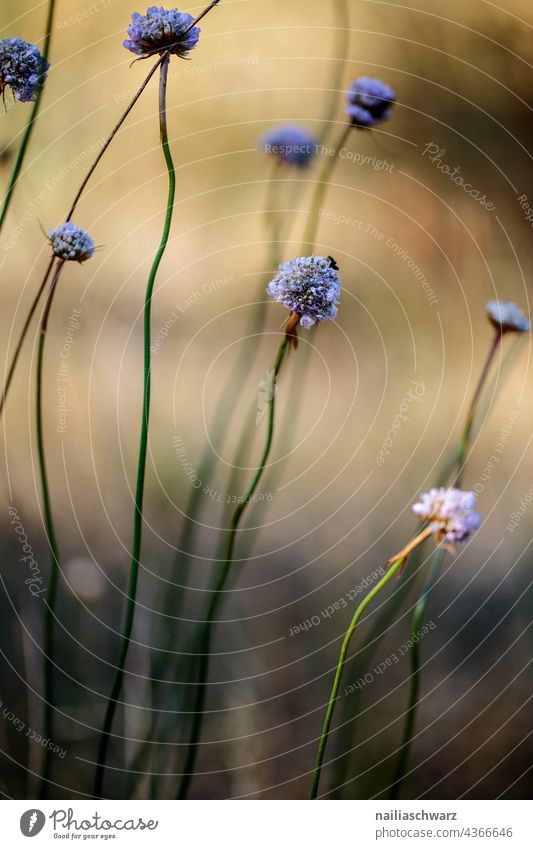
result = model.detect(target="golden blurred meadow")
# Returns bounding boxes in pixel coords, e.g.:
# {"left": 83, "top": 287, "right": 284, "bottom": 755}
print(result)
{"left": 1, "top": 0, "right": 533, "bottom": 800}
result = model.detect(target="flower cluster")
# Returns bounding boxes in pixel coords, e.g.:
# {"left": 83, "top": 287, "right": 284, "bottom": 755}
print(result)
{"left": 0, "top": 37, "right": 49, "bottom": 103}
{"left": 346, "top": 77, "right": 396, "bottom": 128}
{"left": 412, "top": 488, "right": 480, "bottom": 544}
{"left": 267, "top": 255, "right": 341, "bottom": 329}
{"left": 486, "top": 300, "right": 530, "bottom": 334}
{"left": 49, "top": 223, "right": 95, "bottom": 263}
{"left": 124, "top": 6, "right": 200, "bottom": 57}
{"left": 260, "top": 125, "right": 318, "bottom": 168}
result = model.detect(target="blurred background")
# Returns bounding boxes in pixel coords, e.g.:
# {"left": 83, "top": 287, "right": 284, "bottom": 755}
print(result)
{"left": 1, "top": 0, "right": 532, "bottom": 800}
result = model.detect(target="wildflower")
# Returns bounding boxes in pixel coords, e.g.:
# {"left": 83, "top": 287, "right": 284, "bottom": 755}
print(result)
{"left": 260, "top": 125, "right": 318, "bottom": 168}
{"left": 124, "top": 6, "right": 200, "bottom": 58}
{"left": 267, "top": 255, "right": 341, "bottom": 330}
{"left": 49, "top": 223, "right": 95, "bottom": 262}
{"left": 486, "top": 300, "right": 530, "bottom": 334}
{"left": 0, "top": 37, "right": 49, "bottom": 103}
{"left": 412, "top": 487, "right": 480, "bottom": 543}
{"left": 346, "top": 77, "right": 396, "bottom": 128}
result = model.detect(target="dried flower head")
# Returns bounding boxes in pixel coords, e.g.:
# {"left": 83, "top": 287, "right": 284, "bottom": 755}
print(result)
{"left": 49, "top": 223, "right": 95, "bottom": 263}
{"left": 267, "top": 255, "right": 341, "bottom": 330}
{"left": 260, "top": 125, "right": 318, "bottom": 168}
{"left": 124, "top": 6, "right": 200, "bottom": 58}
{"left": 486, "top": 300, "right": 530, "bottom": 334}
{"left": 0, "top": 37, "right": 49, "bottom": 103}
{"left": 412, "top": 488, "right": 480, "bottom": 544}
{"left": 346, "top": 77, "right": 396, "bottom": 128}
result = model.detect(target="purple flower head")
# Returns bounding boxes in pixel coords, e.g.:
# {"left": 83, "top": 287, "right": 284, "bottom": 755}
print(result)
{"left": 486, "top": 300, "right": 530, "bottom": 334}
{"left": 49, "top": 223, "right": 95, "bottom": 263}
{"left": 260, "top": 125, "right": 318, "bottom": 168}
{"left": 267, "top": 256, "right": 341, "bottom": 329}
{"left": 346, "top": 77, "right": 396, "bottom": 128}
{"left": 412, "top": 488, "right": 480, "bottom": 544}
{"left": 124, "top": 6, "right": 200, "bottom": 58}
{"left": 0, "top": 37, "right": 49, "bottom": 103}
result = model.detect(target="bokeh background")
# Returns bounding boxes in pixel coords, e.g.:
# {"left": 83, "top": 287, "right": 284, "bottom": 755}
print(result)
{"left": 1, "top": 0, "right": 532, "bottom": 800}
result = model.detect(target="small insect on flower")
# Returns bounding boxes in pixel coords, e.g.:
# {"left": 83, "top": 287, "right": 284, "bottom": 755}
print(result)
{"left": 49, "top": 223, "right": 95, "bottom": 263}
{"left": 260, "top": 125, "right": 318, "bottom": 168}
{"left": 267, "top": 255, "right": 341, "bottom": 339}
{"left": 0, "top": 37, "right": 49, "bottom": 103}
{"left": 486, "top": 300, "right": 530, "bottom": 334}
{"left": 346, "top": 77, "right": 396, "bottom": 128}
{"left": 412, "top": 487, "right": 480, "bottom": 544}
{"left": 124, "top": 6, "right": 201, "bottom": 58}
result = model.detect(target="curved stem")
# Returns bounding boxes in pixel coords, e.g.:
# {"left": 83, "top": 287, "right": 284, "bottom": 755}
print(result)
{"left": 311, "top": 556, "right": 408, "bottom": 799}
{"left": 301, "top": 124, "right": 351, "bottom": 253}
{"left": 0, "top": 0, "right": 57, "bottom": 235}
{"left": 177, "top": 335, "right": 291, "bottom": 799}
{"left": 35, "top": 258, "right": 66, "bottom": 798}
{"left": 390, "top": 328, "right": 503, "bottom": 799}
{"left": 0, "top": 1, "right": 222, "bottom": 422}
{"left": 94, "top": 53, "right": 175, "bottom": 799}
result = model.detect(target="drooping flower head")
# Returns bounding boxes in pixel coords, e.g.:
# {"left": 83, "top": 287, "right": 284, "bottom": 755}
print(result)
{"left": 412, "top": 488, "right": 480, "bottom": 544}
{"left": 346, "top": 77, "right": 396, "bottom": 128}
{"left": 267, "top": 255, "right": 341, "bottom": 329}
{"left": 49, "top": 223, "right": 95, "bottom": 263}
{"left": 486, "top": 300, "right": 530, "bottom": 334}
{"left": 124, "top": 6, "right": 200, "bottom": 57}
{"left": 0, "top": 37, "right": 49, "bottom": 103}
{"left": 260, "top": 125, "right": 318, "bottom": 168}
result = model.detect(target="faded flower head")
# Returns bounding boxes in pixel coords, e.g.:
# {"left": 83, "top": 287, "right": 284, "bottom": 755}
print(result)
{"left": 346, "top": 77, "right": 396, "bottom": 128}
{"left": 412, "top": 488, "right": 480, "bottom": 544}
{"left": 124, "top": 6, "right": 200, "bottom": 57}
{"left": 260, "top": 125, "right": 318, "bottom": 168}
{"left": 267, "top": 255, "right": 341, "bottom": 329}
{"left": 49, "top": 223, "right": 95, "bottom": 263}
{"left": 486, "top": 300, "right": 530, "bottom": 334}
{"left": 0, "top": 37, "right": 49, "bottom": 103}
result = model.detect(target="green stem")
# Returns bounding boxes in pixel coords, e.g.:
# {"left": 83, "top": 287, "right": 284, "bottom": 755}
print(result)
{"left": 390, "top": 328, "right": 503, "bottom": 799}
{"left": 35, "top": 258, "right": 65, "bottom": 799}
{"left": 0, "top": 3, "right": 220, "bottom": 421}
{"left": 177, "top": 335, "right": 291, "bottom": 799}
{"left": 94, "top": 53, "right": 175, "bottom": 799}
{"left": 455, "top": 328, "right": 502, "bottom": 488}
{"left": 0, "top": 0, "right": 56, "bottom": 235}
{"left": 301, "top": 123, "right": 351, "bottom": 252}
{"left": 311, "top": 555, "right": 409, "bottom": 799}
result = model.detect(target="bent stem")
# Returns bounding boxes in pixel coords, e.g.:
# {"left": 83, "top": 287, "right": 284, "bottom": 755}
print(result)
{"left": 311, "top": 551, "right": 422, "bottom": 800}
{"left": 94, "top": 53, "right": 175, "bottom": 799}
{"left": 36, "top": 258, "right": 66, "bottom": 798}
{"left": 390, "top": 327, "right": 503, "bottom": 799}
{"left": 0, "top": 0, "right": 57, "bottom": 236}
{"left": 177, "top": 335, "right": 291, "bottom": 799}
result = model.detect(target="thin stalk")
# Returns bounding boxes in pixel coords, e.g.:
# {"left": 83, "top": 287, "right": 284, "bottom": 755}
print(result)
{"left": 177, "top": 335, "right": 291, "bottom": 799}
{"left": 0, "top": 0, "right": 57, "bottom": 235}
{"left": 390, "top": 328, "right": 503, "bottom": 799}
{"left": 310, "top": 547, "right": 429, "bottom": 799}
{"left": 0, "top": 256, "right": 55, "bottom": 419}
{"left": 94, "top": 53, "right": 176, "bottom": 799}
{"left": 0, "top": 1, "right": 220, "bottom": 420}
{"left": 319, "top": 0, "right": 350, "bottom": 143}
{"left": 35, "top": 258, "right": 66, "bottom": 798}
{"left": 301, "top": 123, "right": 351, "bottom": 252}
